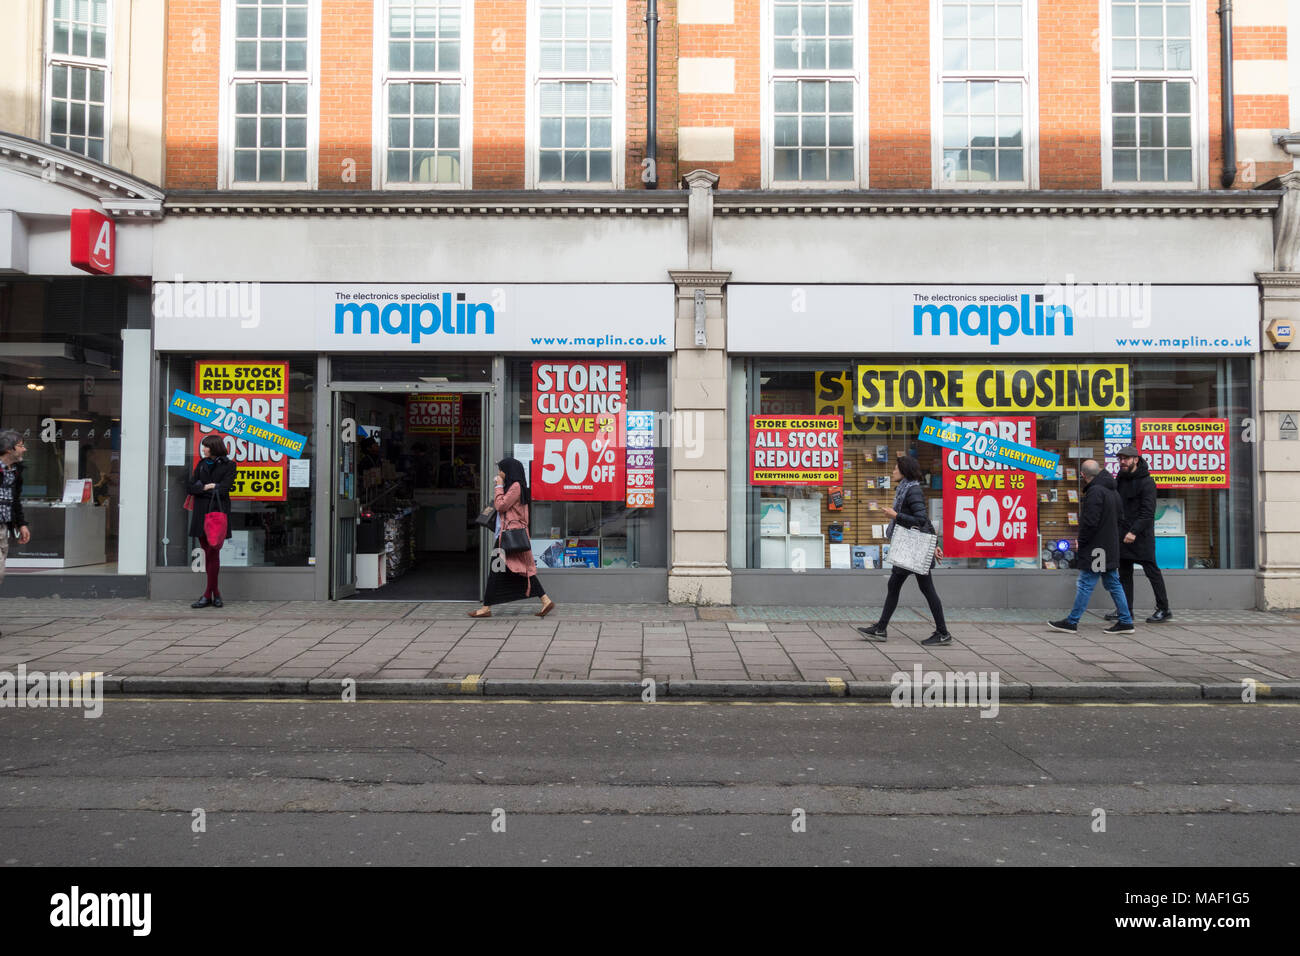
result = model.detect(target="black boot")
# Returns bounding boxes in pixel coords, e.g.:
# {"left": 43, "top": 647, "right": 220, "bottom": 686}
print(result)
{"left": 212, "top": 594, "right": 224, "bottom": 608}
{"left": 1146, "top": 608, "right": 1172, "bottom": 623}
{"left": 192, "top": 595, "right": 213, "bottom": 609}
{"left": 857, "top": 622, "right": 887, "bottom": 642}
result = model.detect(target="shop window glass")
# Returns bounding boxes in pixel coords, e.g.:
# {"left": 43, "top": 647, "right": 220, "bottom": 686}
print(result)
{"left": 730, "top": 357, "right": 1253, "bottom": 572}
{"left": 0, "top": 278, "right": 128, "bottom": 574}
{"left": 505, "top": 357, "right": 667, "bottom": 569}
{"left": 156, "top": 355, "right": 315, "bottom": 568}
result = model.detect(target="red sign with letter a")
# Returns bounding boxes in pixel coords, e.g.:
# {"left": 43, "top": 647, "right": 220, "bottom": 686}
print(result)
{"left": 70, "top": 209, "right": 115, "bottom": 275}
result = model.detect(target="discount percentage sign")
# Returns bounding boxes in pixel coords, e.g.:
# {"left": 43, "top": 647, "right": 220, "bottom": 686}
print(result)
{"left": 592, "top": 435, "right": 617, "bottom": 464}
{"left": 1000, "top": 494, "right": 1029, "bottom": 539}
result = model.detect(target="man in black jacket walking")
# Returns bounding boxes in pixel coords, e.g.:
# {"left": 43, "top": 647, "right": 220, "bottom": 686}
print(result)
{"left": 0, "top": 428, "right": 32, "bottom": 638}
{"left": 1049, "top": 460, "right": 1134, "bottom": 634}
{"left": 1108, "top": 446, "right": 1172, "bottom": 623}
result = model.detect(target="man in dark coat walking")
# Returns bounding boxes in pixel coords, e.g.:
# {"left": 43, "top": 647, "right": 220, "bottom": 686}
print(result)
{"left": 1108, "top": 446, "right": 1172, "bottom": 623}
{"left": 1049, "top": 459, "right": 1134, "bottom": 634}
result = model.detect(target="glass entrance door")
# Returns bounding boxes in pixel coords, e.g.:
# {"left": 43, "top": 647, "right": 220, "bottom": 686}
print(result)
{"left": 331, "top": 393, "right": 358, "bottom": 599}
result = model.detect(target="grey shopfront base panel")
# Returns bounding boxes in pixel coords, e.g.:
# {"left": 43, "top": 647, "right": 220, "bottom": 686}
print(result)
{"left": 2, "top": 575, "right": 147, "bottom": 599}
{"left": 150, "top": 568, "right": 319, "bottom": 601}
{"left": 148, "top": 568, "right": 666, "bottom": 603}
{"left": 508, "top": 569, "right": 668, "bottom": 604}
{"left": 732, "top": 570, "right": 1257, "bottom": 609}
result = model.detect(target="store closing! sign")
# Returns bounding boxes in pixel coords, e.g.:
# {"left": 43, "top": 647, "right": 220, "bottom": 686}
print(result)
{"left": 531, "top": 361, "right": 626, "bottom": 501}
{"left": 1136, "top": 419, "right": 1231, "bottom": 488}
{"left": 194, "top": 361, "right": 291, "bottom": 501}
{"left": 939, "top": 416, "right": 1038, "bottom": 559}
{"left": 750, "top": 416, "right": 843, "bottom": 485}
{"left": 406, "top": 393, "right": 462, "bottom": 434}
{"left": 855, "top": 364, "right": 1130, "bottom": 414}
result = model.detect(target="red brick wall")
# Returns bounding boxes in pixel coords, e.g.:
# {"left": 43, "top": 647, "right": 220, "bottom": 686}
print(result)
{"left": 676, "top": 0, "right": 761, "bottom": 188}
{"left": 319, "top": 0, "right": 373, "bottom": 189}
{"left": 1038, "top": 0, "right": 1101, "bottom": 188}
{"left": 472, "top": 1, "right": 527, "bottom": 189}
{"left": 869, "top": 0, "right": 930, "bottom": 188}
{"left": 626, "top": 0, "right": 679, "bottom": 188}
{"left": 163, "top": 0, "right": 222, "bottom": 188}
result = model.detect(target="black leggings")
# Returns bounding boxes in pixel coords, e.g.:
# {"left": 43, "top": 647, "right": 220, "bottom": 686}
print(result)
{"left": 879, "top": 566, "right": 947, "bottom": 631}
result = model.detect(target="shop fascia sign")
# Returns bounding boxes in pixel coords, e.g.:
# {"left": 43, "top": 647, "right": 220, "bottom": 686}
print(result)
{"left": 727, "top": 285, "right": 1258, "bottom": 354}
{"left": 151, "top": 283, "right": 675, "bottom": 353}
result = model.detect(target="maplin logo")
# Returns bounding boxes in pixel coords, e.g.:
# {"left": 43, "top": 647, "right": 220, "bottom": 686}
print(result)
{"left": 912, "top": 294, "right": 1073, "bottom": 346}
{"left": 334, "top": 293, "right": 494, "bottom": 344}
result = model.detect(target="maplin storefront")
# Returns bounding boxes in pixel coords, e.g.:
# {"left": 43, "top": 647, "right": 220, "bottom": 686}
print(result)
{"left": 145, "top": 179, "right": 1297, "bottom": 609}
{"left": 146, "top": 191, "right": 685, "bottom": 603}
{"left": 714, "top": 187, "right": 1281, "bottom": 610}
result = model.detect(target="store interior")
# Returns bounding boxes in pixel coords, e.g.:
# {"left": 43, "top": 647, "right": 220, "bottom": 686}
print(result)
{"left": 341, "top": 391, "right": 483, "bottom": 601}
{"left": 0, "top": 279, "right": 124, "bottom": 576}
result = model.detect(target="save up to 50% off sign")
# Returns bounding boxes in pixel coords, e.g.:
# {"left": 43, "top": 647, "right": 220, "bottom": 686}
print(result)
{"left": 532, "top": 361, "right": 626, "bottom": 501}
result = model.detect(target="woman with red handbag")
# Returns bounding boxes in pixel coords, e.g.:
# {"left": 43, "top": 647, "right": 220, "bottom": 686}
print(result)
{"left": 188, "top": 434, "right": 236, "bottom": 609}
{"left": 468, "top": 456, "right": 555, "bottom": 619}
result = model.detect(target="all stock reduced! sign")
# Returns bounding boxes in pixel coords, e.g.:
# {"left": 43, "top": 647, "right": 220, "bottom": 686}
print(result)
{"left": 749, "top": 416, "right": 844, "bottom": 485}
{"left": 1135, "top": 418, "right": 1231, "bottom": 488}
{"left": 531, "top": 361, "right": 626, "bottom": 501}
{"left": 191, "top": 361, "right": 295, "bottom": 500}
{"left": 927, "top": 416, "right": 1041, "bottom": 559}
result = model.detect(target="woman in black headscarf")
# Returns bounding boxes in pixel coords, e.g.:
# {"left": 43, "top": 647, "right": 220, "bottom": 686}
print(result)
{"left": 469, "top": 456, "right": 555, "bottom": 618}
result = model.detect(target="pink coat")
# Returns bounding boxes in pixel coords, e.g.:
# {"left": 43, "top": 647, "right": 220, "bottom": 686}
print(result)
{"left": 494, "top": 482, "right": 538, "bottom": 583}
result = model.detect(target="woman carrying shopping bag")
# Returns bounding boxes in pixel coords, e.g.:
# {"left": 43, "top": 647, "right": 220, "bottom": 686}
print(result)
{"left": 469, "top": 456, "right": 555, "bottom": 619}
{"left": 857, "top": 454, "right": 952, "bottom": 646}
{"left": 188, "top": 434, "right": 236, "bottom": 608}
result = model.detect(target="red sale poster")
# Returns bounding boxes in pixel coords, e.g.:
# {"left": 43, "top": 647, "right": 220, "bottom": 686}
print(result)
{"left": 1135, "top": 418, "right": 1230, "bottom": 488}
{"left": 531, "top": 361, "right": 626, "bottom": 501}
{"left": 941, "top": 416, "right": 1038, "bottom": 559}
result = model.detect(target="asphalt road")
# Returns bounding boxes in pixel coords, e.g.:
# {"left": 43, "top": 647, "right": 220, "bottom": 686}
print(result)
{"left": 1, "top": 698, "right": 1296, "bottom": 866}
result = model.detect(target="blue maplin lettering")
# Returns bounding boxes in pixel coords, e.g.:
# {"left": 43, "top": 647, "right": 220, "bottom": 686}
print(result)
{"left": 913, "top": 294, "right": 1073, "bottom": 345}
{"left": 334, "top": 293, "right": 495, "bottom": 343}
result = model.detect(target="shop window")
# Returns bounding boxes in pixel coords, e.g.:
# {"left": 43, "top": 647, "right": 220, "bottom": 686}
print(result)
{"left": 731, "top": 357, "right": 1254, "bottom": 573}
{"left": 156, "top": 356, "right": 316, "bottom": 569}
{"left": 0, "top": 278, "right": 128, "bottom": 574}
{"left": 532, "top": 0, "right": 623, "bottom": 187}
{"left": 381, "top": 0, "right": 468, "bottom": 187}
{"left": 1106, "top": 0, "right": 1197, "bottom": 185}
{"left": 47, "top": 0, "right": 111, "bottom": 161}
{"left": 225, "top": 0, "right": 315, "bottom": 186}
{"left": 768, "top": 0, "right": 859, "bottom": 186}
{"left": 937, "top": 1, "right": 1032, "bottom": 187}
{"left": 505, "top": 358, "right": 667, "bottom": 569}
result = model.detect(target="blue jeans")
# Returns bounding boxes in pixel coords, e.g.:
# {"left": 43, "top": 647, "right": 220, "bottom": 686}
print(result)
{"left": 1067, "top": 568, "right": 1132, "bottom": 626}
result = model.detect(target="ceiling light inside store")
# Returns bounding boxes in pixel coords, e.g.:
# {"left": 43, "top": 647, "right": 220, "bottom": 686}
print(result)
{"left": 26, "top": 379, "right": 44, "bottom": 391}
{"left": 419, "top": 376, "right": 450, "bottom": 383}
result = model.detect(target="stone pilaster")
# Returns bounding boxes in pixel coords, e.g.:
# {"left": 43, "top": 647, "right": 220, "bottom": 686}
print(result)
{"left": 1256, "top": 270, "right": 1300, "bottom": 608}
{"left": 668, "top": 169, "right": 730, "bottom": 604}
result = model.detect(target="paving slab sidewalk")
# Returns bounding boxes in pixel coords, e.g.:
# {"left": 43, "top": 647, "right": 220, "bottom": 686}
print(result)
{"left": 0, "top": 598, "right": 1297, "bottom": 699}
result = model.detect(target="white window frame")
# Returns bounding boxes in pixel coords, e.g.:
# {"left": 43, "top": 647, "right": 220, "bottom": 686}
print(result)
{"left": 931, "top": 0, "right": 1038, "bottom": 189}
{"left": 761, "top": 0, "right": 868, "bottom": 189}
{"left": 1100, "top": 0, "right": 1207, "bottom": 189}
{"left": 44, "top": 0, "right": 114, "bottom": 163}
{"left": 525, "top": 0, "right": 627, "bottom": 190}
{"left": 218, "top": 0, "right": 322, "bottom": 189}
{"left": 372, "top": 0, "right": 475, "bottom": 190}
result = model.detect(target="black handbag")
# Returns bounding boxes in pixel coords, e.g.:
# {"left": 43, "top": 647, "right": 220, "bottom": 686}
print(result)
{"left": 500, "top": 527, "right": 531, "bottom": 554}
{"left": 474, "top": 505, "right": 496, "bottom": 530}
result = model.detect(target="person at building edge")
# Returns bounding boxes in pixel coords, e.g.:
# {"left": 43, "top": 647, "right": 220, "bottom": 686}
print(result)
{"left": 1049, "top": 460, "right": 1134, "bottom": 634}
{"left": 857, "top": 454, "right": 952, "bottom": 646}
{"left": 189, "top": 434, "right": 236, "bottom": 609}
{"left": 0, "top": 429, "right": 32, "bottom": 637}
{"left": 1107, "top": 445, "right": 1173, "bottom": 624}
